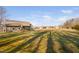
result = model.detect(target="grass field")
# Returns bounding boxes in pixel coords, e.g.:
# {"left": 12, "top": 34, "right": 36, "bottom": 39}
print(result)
{"left": 0, "top": 29, "right": 79, "bottom": 53}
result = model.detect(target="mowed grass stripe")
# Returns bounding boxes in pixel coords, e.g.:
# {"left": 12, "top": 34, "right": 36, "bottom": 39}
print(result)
{"left": 32, "top": 36, "right": 44, "bottom": 53}
{"left": 17, "top": 34, "right": 44, "bottom": 53}
{"left": 0, "top": 33, "right": 35, "bottom": 53}
{"left": 62, "top": 30, "right": 79, "bottom": 38}
{"left": 60, "top": 31, "right": 79, "bottom": 48}
{"left": 0, "top": 31, "right": 34, "bottom": 45}
{"left": 56, "top": 31, "right": 79, "bottom": 53}
{"left": 0, "top": 39, "right": 26, "bottom": 52}
{"left": 0, "top": 32, "right": 23, "bottom": 40}
{"left": 0, "top": 33, "right": 34, "bottom": 47}
{"left": 0, "top": 30, "right": 79, "bottom": 53}
{"left": 0, "top": 33, "right": 24, "bottom": 43}
{"left": 35, "top": 32, "right": 48, "bottom": 53}
{"left": 51, "top": 31, "right": 64, "bottom": 53}
{"left": 8, "top": 32, "right": 47, "bottom": 53}
{"left": 19, "top": 33, "right": 49, "bottom": 53}
{"left": 16, "top": 31, "right": 46, "bottom": 53}
{"left": 0, "top": 31, "right": 34, "bottom": 42}
{"left": 64, "top": 30, "right": 79, "bottom": 35}
{"left": 54, "top": 31, "right": 70, "bottom": 53}
{"left": 46, "top": 32, "right": 55, "bottom": 53}
{"left": 0, "top": 31, "right": 36, "bottom": 44}
{"left": 54, "top": 31, "right": 74, "bottom": 53}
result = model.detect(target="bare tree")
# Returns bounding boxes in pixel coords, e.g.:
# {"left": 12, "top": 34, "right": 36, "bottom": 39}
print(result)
{"left": 63, "top": 18, "right": 79, "bottom": 30}
{"left": 0, "top": 6, "right": 6, "bottom": 32}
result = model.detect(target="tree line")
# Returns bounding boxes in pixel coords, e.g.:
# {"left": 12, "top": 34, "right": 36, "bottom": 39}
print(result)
{"left": 63, "top": 17, "right": 79, "bottom": 30}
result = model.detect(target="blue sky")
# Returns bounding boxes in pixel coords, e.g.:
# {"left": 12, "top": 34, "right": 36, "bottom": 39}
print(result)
{"left": 4, "top": 6, "right": 79, "bottom": 26}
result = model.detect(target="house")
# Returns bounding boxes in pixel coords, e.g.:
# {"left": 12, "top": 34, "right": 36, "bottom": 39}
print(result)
{"left": 34, "top": 26, "right": 54, "bottom": 30}
{"left": 0, "top": 19, "right": 33, "bottom": 32}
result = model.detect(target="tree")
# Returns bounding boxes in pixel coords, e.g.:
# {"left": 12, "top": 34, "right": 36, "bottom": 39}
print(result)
{"left": 0, "top": 6, "right": 6, "bottom": 32}
{"left": 63, "top": 17, "right": 79, "bottom": 30}
{"left": 72, "top": 25, "right": 79, "bottom": 30}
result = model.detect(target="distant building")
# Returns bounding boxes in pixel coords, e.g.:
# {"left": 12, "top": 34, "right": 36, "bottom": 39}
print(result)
{"left": 0, "top": 19, "right": 33, "bottom": 32}
{"left": 34, "top": 26, "right": 54, "bottom": 30}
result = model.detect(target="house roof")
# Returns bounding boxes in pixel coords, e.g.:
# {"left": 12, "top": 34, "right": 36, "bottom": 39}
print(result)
{"left": 4, "top": 19, "right": 32, "bottom": 27}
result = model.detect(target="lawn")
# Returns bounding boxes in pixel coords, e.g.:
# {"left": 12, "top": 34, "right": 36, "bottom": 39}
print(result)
{"left": 0, "top": 29, "right": 79, "bottom": 53}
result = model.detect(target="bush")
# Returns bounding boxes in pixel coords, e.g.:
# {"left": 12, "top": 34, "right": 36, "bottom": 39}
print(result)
{"left": 73, "top": 25, "right": 79, "bottom": 30}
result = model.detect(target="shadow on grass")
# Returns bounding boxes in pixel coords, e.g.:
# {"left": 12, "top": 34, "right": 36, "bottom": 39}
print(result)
{"left": 8, "top": 32, "right": 46, "bottom": 53}
{"left": 46, "top": 32, "right": 55, "bottom": 53}
{"left": 62, "top": 35, "right": 79, "bottom": 48}
{"left": 0, "top": 35, "right": 28, "bottom": 47}
{"left": 56, "top": 32, "right": 74, "bottom": 53}
{"left": 32, "top": 36, "right": 43, "bottom": 53}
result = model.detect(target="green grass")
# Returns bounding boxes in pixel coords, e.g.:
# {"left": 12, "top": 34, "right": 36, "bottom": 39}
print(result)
{"left": 0, "top": 30, "right": 79, "bottom": 53}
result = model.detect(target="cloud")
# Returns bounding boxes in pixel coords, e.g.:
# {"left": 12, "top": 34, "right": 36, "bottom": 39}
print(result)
{"left": 57, "top": 16, "right": 68, "bottom": 22}
{"left": 42, "top": 15, "right": 54, "bottom": 21}
{"left": 25, "top": 15, "right": 73, "bottom": 26}
{"left": 61, "top": 10, "right": 73, "bottom": 14}
{"left": 11, "top": 14, "right": 79, "bottom": 26}
{"left": 53, "top": 16, "right": 75, "bottom": 25}
{"left": 26, "top": 15, "right": 55, "bottom": 26}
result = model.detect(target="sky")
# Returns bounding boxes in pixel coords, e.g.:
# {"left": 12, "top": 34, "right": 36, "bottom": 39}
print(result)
{"left": 4, "top": 6, "right": 79, "bottom": 26}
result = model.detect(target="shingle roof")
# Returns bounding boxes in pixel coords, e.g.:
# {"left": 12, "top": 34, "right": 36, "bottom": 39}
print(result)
{"left": 5, "top": 19, "right": 32, "bottom": 27}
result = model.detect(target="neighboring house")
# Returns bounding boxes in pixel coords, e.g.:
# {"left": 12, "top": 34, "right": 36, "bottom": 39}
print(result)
{"left": 34, "top": 26, "right": 54, "bottom": 30}
{"left": 0, "top": 19, "right": 33, "bottom": 32}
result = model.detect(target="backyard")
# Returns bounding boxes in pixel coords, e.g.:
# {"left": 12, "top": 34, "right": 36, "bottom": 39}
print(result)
{"left": 0, "top": 29, "right": 79, "bottom": 53}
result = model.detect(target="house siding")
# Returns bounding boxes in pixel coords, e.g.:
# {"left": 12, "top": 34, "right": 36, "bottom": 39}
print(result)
{"left": 0, "top": 20, "right": 33, "bottom": 32}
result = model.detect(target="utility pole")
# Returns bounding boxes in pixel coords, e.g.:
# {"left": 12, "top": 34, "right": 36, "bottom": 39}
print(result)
{"left": 0, "top": 7, "right": 6, "bottom": 32}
